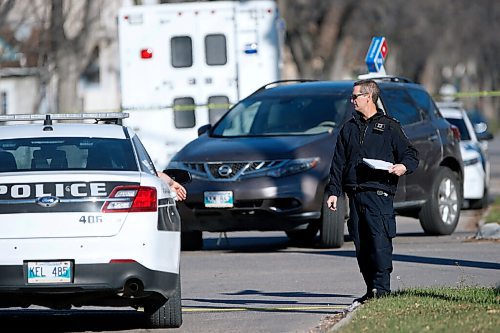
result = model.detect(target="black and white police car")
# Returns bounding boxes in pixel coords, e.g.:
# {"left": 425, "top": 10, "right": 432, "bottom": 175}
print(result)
{"left": 0, "top": 112, "right": 190, "bottom": 328}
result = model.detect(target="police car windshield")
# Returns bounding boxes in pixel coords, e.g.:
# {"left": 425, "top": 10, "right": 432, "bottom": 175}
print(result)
{"left": 0, "top": 137, "right": 138, "bottom": 172}
{"left": 212, "top": 94, "right": 351, "bottom": 137}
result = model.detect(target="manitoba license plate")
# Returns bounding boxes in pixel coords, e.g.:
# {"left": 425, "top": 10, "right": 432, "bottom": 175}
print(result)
{"left": 204, "top": 191, "right": 234, "bottom": 208}
{"left": 27, "top": 261, "right": 72, "bottom": 284}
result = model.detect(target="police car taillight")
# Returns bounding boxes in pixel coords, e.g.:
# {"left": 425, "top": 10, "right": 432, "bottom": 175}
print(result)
{"left": 102, "top": 186, "right": 157, "bottom": 213}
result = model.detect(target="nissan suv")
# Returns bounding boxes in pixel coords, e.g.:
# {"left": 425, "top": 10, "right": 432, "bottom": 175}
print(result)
{"left": 168, "top": 77, "right": 464, "bottom": 250}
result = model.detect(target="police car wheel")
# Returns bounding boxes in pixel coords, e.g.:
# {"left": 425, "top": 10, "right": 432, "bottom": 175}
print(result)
{"left": 419, "top": 167, "right": 461, "bottom": 235}
{"left": 145, "top": 274, "right": 183, "bottom": 328}
{"left": 319, "top": 194, "right": 346, "bottom": 248}
{"left": 469, "top": 188, "right": 488, "bottom": 210}
{"left": 181, "top": 231, "right": 203, "bottom": 251}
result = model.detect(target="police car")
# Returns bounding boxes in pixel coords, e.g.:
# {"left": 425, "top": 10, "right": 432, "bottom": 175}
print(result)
{"left": 0, "top": 113, "right": 189, "bottom": 328}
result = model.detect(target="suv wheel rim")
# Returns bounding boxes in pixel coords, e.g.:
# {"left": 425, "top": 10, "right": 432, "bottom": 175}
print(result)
{"left": 437, "top": 177, "right": 459, "bottom": 225}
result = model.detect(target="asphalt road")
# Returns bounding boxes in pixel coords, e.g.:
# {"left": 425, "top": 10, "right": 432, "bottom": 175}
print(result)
{"left": 2, "top": 137, "right": 500, "bottom": 333}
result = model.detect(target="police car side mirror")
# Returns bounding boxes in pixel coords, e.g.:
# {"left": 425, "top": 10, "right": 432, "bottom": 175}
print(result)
{"left": 198, "top": 124, "right": 211, "bottom": 136}
{"left": 163, "top": 168, "right": 192, "bottom": 185}
{"left": 477, "top": 131, "right": 494, "bottom": 141}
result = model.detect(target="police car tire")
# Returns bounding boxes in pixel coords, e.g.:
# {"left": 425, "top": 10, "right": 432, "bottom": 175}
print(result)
{"left": 146, "top": 274, "right": 183, "bottom": 328}
{"left": 181, "top": 231, "right": 203, "bottom": 251}
{"left": 319, "top": 194, "right": 345, "bottom": 248}
{"left": 419, "top": 167, "right": 461, "bottom": 235}
{"left": 469, "top": 188, "right": 488, "bottom": 210}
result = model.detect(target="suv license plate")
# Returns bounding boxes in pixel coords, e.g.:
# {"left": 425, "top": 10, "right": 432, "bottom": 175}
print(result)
{"left": 27, "top": 261, "right": 72, "bottom": 284}
{"left": 204, "top": 191, "right": 234, "bottom": 208}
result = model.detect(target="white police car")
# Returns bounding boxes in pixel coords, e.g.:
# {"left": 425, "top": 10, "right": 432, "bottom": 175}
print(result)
{"left": 0, "top": 113, "right": 190, "bottom": 328}
{"left": 438, "top": 103, "right": 491, "bottom": 209}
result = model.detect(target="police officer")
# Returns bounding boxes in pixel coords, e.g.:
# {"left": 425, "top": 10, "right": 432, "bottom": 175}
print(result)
{"left": 326, "top": 79, "right": 419, "bottom": 310}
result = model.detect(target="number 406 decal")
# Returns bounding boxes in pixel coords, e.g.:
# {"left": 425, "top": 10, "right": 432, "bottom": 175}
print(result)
{"left": 79, "top": 215, "right": 103, "bottom": 224}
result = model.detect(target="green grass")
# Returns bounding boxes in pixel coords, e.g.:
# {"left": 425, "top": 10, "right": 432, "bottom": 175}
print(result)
{"left": 338, "top": 287, "right": 500, "bottom": 333}
{"left": 484, "top": 196, "right": 500, "bottom": 224}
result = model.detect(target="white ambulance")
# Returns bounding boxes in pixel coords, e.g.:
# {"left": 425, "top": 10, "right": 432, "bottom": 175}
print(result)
{"left": 118, "top": 0, "right": 284, "bottom": 169}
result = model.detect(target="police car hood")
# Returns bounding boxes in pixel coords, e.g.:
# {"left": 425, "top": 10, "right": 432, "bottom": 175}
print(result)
{"left": 0, "top": 171, "right": 152, "bottom": 239}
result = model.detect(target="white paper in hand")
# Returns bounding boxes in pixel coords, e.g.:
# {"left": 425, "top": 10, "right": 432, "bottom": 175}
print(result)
{"left": 363, "top": 158, "right": 393, "bottom": 171}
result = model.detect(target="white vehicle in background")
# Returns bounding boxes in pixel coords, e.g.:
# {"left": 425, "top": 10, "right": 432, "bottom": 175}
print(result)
{"left": 118, "top": 0, "right": 284, "bottom": 169}
{"left": 438, "top": 102, "right": 491, "bottom": 209}
{"left": 0, "top": 113, "right": 190, "bottom": 328}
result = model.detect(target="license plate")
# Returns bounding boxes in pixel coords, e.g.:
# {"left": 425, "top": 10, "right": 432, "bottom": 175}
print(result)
{"left": 27, "top": 261, "right": 72, "bottom": 284}
{"left": 204, "top": 191, "right": 233, "bottom": 208}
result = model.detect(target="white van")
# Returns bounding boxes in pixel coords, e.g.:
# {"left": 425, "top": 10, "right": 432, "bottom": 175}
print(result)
{"left": 118, "top": 0, "right": 284, "bottom": 169}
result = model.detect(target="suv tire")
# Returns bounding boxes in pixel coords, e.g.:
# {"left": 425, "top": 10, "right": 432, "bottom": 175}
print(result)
{"left": 286, "top": 222, "right": 319, "bottom": 244}
{"left": 145, "top": 274, "right": 182, "bottom": 328}
{"left": 419, "top": 167, "right": 461, "bottom": 235}
{"left": 319, "top": 194, "right": 345, "bottom": 248}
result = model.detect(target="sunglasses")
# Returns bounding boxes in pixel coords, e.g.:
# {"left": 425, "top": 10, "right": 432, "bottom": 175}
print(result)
{"left": 351, "top": 93, "right": 368, "bottom": 101}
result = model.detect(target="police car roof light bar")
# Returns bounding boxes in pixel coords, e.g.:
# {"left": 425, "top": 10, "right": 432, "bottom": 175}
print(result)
{"left": 0, "top": 112, "right": 129, "bottom": 123}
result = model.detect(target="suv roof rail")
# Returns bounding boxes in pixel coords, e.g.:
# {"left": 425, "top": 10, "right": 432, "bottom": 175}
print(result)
{"left": 358, "top": 73, "right": 413, "bottom": 83}
{"left": 250, "top": 79, "right": 318, "bottom": 96}
{"left": 0, "top": 112, "right": 129, "bottom": 125}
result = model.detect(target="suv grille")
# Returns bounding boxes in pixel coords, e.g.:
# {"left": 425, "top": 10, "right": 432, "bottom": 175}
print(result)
{"left": 181, "top": 160, "right": 287, "bottom": 181}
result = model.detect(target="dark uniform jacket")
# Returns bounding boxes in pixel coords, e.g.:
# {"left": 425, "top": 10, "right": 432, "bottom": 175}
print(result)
{"left": 327, "top": 109, "right": 419, "bottom": 196}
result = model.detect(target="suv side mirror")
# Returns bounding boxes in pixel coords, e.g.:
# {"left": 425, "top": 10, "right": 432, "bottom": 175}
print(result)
{"left": 163, "top": 168, "right": 192, "bottom": 185}
{"left": 198, "top": 124, "right": 211, "bottom": 136}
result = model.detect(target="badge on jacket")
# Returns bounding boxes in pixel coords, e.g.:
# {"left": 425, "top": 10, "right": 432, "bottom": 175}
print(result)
{"left": 374, "top": 122, "right": 386, "bottom": 132}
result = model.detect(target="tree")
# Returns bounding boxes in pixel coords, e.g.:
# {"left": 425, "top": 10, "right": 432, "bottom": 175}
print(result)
{"left": 1, "top": 0, "right": 111, "bottom": 113}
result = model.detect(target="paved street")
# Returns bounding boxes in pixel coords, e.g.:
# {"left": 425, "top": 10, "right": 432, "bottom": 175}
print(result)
{"left": 2, "top": 137, "right": 500, "bottom": 333}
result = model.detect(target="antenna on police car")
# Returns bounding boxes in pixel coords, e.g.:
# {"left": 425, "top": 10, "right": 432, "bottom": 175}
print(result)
{"left": 43, "top": 115, "right": 52, "bottom": 126}
{"left": 43, "top": 114, "right": 54, "bottom": 131}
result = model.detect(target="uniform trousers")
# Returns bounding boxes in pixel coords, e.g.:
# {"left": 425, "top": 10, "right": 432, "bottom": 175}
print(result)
{"left": 347, "top": 190, "right": 396, "bottom": 296}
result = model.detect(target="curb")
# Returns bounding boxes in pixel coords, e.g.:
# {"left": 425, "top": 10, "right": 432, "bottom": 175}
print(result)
{"left": 328, "top": 307, "right": 359, "bottom": 332}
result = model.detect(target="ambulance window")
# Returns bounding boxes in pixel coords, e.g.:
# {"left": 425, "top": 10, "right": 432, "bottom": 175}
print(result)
{"left": 173, "top": 97, "right": 196, "bottom": 128}
{"left": 205, "top": 34, "right": 227, "bottom": 66}
{"left": 171, "top": 36, "right": 192, "bottom": 68}
{"left": 208, "top": 96, "right": 230, "bottom": 124}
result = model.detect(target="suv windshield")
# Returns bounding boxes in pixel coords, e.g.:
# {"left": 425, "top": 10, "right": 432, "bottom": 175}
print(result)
{"left": 0, "top": 137, "right": 137, "bottom": 172}
{"left": 212, "top": 93, "right": 352, "bottom": 137}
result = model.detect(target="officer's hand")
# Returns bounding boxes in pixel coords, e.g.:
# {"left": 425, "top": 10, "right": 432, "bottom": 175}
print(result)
{"left": 389, "top": 163, "right": 407, "bottom": 177}
{"left": 171, "top": 181, "right": 187, "bottom": 201}
{"left": 327, "top": 195, "right": 338, "bottom": 211}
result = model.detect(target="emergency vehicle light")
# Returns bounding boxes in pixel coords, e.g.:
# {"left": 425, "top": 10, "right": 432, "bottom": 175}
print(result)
{"left": 0, "top": 112, "right": 129, "bottom": 123}
{"left": 140, "top": 48, "right": 153, "bottom": 59}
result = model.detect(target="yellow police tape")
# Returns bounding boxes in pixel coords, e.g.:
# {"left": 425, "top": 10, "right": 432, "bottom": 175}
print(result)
{"left": 182, "top": 304, "right": 345, "bottom": 313}
{"left": 454, "top": 90, "right": 500, "bottom": 98}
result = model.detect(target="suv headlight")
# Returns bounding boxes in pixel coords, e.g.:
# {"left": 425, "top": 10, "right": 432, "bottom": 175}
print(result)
{"left": 463, "top": 157, "right": 480, "bottom": 166}
{"left": 267, "top": 158, "right": 319, "bottom": 178}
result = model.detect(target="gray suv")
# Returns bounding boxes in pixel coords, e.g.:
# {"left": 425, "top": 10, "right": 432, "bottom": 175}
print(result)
{"left": 169, "top": 77, "right": 464, "bottom": 250}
